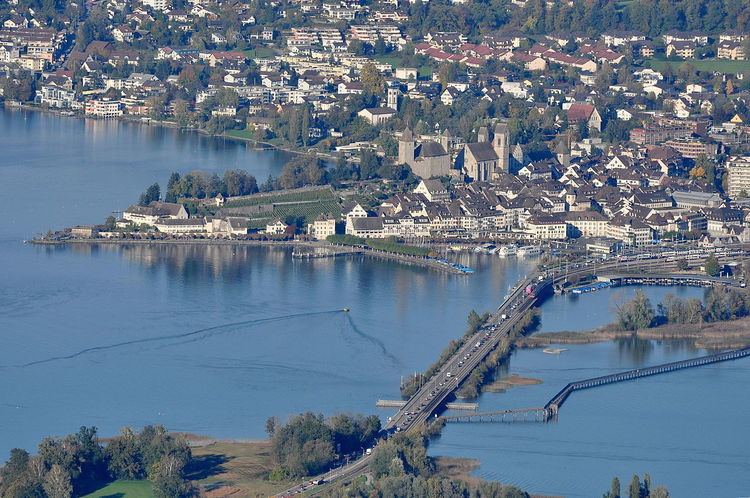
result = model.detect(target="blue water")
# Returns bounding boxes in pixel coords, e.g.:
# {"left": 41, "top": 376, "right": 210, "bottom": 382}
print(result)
{"left": 2, "top": 109, "right": 749, "bottom": 497}
{"left": 430, "top": 289, "right": 750, "bottom": 498}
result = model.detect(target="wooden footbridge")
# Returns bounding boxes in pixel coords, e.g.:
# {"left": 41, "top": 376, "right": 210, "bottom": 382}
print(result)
{"left": 443, "top": 346, "right": 750, "bottom": 423}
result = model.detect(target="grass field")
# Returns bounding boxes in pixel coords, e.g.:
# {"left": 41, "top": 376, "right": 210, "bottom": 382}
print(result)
{"left": 242, "top": 47, "right": 278, "bottom": 59}
{"left": 374, "top": 55, "right": 433, "bottom": 78}
{"left": 82, "top": 480, "right": 153, "bottom": 498}
{"left": 189, "top": 440, "right": 295, "bottom": 497}
{"left": 647, "top": 57, "right": 750, "bottom": 74}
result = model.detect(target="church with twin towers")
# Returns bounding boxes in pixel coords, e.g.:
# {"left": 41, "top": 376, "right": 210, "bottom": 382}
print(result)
{"left": 398, "top": 122, "right": 510, "bottom": 181}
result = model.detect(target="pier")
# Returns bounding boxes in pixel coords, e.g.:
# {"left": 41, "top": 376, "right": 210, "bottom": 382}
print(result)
{"left": 544, "top": 346, "right": 750, "bottom": 418}
{"left": 441, "top": 346, "right": 750, "bottom": 423}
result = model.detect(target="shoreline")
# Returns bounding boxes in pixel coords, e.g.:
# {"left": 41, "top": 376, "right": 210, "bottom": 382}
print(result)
{"left": 3, "top": 102, "right": 332, "bottom": 161}
{"left": 516, "top": 319, "right": 750, "bottom": 350}
{"left": 28, "top": 237, "right": 469, "bottom": 275}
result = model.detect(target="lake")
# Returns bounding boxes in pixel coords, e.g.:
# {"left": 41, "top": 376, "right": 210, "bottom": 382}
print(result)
{"left": 2, "top": 108, "right": 748, "bottom": 497}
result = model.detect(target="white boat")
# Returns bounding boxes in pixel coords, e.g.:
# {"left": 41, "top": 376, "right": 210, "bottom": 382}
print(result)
{"left": 517, "top": 245, "right": 543, "bottom": 257}
{"left": 497, "top": 245, "right": 517, "bottom": 257}
{"left": 543, "top": 348, "right": 568, "bottom": 354}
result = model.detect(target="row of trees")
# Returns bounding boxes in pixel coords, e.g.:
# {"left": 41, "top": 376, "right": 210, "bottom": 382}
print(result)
{"left": 605, "top": 474, "right": 670, "bottom": 498}
{"left": 267, "top": 412, "right": 381, "bottom": 478}
{"left": 161, "top": 169, "right": 259, "bottom": 203}
{"left": 616, "top": 287, "right": 750, "bottom": 331}
{"left": 0, "top": 426, "right": 196, "bottom": 498}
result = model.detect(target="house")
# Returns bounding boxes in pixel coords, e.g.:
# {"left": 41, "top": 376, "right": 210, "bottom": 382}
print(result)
{"left": 526, "top": 214, "right": 567, "bottom": 240}
{"left": 440, "top": 87, "right": 461, "bottom": 106}
{"left": 666, "top": 41, "right": 695, "bottom": 59}
{"left": 566, "top": 103, "right": 602, "bottom": 132}
{"left": 154, "top": 218, "right": 207, "bottom": 234}
{"left": 347, "top": 216, "right": 385, "bottom": 238}
{"left": 307, "top": 216, "right": 337, "bottom": 240}
{"left": 413, "top": 178, "right": 450, "bottom": 202}
{"left": 357, "top": 107, "right": 397, "bottom": 125}
{"left": 717, "top": 41, "right": 746, "bottom": 61}
{"left": 123, "top": 202, "right": 188, "bottom": 226}
{"left": 265, "top": 220, "right": 289, "bottom": 235}
{"left": 85, "top": 99, "right": 123, "bottom": 118}
{"left": 565, "top": 211, "right": 608, "bottom": 238}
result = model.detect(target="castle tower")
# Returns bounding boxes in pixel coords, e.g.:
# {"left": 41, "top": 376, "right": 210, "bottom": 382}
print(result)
{"left": 398, "top": 127, "right": 414, "bottom": 166}
{"left": 387, "top": 87, "right": 400, "bottom": 111}
{"left": 493, "top": 122, "right": 509, "bottom": 173}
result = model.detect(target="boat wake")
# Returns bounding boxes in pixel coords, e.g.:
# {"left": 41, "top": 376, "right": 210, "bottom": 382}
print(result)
{"left": 5, "top": 310, "right": 344, "bottom": 369}
{"left": 345, "top": 314, "right": 402, "bottom": 368}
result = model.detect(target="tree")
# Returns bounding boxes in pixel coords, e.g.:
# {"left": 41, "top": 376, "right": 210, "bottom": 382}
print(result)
{"left": 223, "top": 170, "right": 258, "bottom": 197}
{"left": 139, "top": 183, "right": 161, "bottom": 205}
{"left": 265, "top": 416, "right": 279, "bottom": 437}
{"left": 616, "top": 290, "right": 655, "bottom": 331}
{"left": 43, "top": 465, "right": 72, "bottom": 498}
{"left": 628, "top": 474, "right": 641, "bottom": 498}
{"left": 704, "top": 253, "right": 720, "bottom": 277}
{"left": 149, "top": 455, "right": 195, "bottom": 498}
{"left": 676, "top": 258, "right": 689, "bottom": 270}
{"left": 107, "top": 428, "right": 143, "bottom": 480}
{"left": 360, "top": 63, "right": 385, "bottom": 96}
{"left": 610, "top": 476, "right": 621, "bottom": 498}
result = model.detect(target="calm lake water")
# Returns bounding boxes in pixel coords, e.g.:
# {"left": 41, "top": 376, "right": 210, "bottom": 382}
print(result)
{"left": 2, "top": 109, "right": 749, "bottom": 497}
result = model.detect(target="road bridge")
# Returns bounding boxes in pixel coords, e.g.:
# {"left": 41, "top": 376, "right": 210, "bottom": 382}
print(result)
{"left": 276, "top": 249, "right": 750, "bottom": 496}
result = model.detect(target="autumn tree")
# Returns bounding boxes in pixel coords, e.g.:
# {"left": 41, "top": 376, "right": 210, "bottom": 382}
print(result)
{"left": 360, "top": 62, "right": 385, "bottom": 96}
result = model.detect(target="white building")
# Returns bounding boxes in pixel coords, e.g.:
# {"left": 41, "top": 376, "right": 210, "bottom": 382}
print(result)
{"left": 726, "top": 156, "right": 750, "bottom": 200}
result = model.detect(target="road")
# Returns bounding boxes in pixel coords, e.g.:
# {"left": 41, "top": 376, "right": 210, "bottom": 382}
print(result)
{"left": 276, "top": 246, "right": 749, "bottom": 496}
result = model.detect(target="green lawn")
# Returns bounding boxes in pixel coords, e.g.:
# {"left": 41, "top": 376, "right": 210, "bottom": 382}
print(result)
{"left": 648, "top": 57, "right": 750, "bottom": 74}
{"left": 242, "top": 46, "right": 278, "bottom": 58}
{"left": 374, "top": 55, "right": 433, "bottom": 78}
{"left": 82, "top": 480, "right": 153, "bottom": 498}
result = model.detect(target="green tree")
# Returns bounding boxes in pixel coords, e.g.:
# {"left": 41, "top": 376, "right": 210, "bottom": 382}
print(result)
{"left": 616, "top": 290, "right": 655, "bottom": 331}
{"left": 139, "top": 183, "right": 161, "bottom": 206}
{"left": 360, "top": 63, "right": 385, "bottom": 96}
{"left": 704, "top": 253, "right": 720, "bottom": 277}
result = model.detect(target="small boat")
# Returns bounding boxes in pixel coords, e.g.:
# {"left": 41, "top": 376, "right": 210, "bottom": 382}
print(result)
{"left": 543, "top": 348, "right": 568, "bottom": 355}
{"left": 497, "top": 245, "right": 517, "bottom": 258}
{"left": 517, "top": 245, "right": 543, "bottom": 257}
{"left": 343, "top": 307, "right": 350, "bottom": 312}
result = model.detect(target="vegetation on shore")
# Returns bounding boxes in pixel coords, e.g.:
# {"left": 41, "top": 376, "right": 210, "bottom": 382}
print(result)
{"left": 328, "top": 234, "right": 433, "bottom": 258}
{"left": 518, "top": 287, "right": 750, "bottom": 349}
{"left": 0, "top": 426, "right": 195, "bottom": 498}
{"left": 616, "top": 287, "right": 750, "bottom": 332}
{"left": 400, "top": 310, "right": 490, "bottom": 398}
{"left": 604, "top": 473, "right": 670, "bottom": 498}
{"left": 321, "top": 428, "right": 528, "bottom": 498}
{"left": 457, "top": 309, "right": 540, "bottom": 399}
{"left": 265, "top": 412, "right": 381, "bottom": 479}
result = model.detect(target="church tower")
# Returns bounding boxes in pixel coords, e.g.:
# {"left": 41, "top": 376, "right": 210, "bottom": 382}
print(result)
{"left": 398, "top": 127, "right": 414, "bottom": 166}
{"left": 387, "top": 87, "right": 400, "bottom": 111}
{"left": 493, "top": 122, "right": 509, "bottom": 173}
{"left": 440, "top": 128, "right": 451, "bottom": 153}
{"left": 477, "top": 126, "right": 489, "bottom": 143}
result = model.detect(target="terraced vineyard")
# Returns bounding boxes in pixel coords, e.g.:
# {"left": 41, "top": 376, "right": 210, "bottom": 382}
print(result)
{"left": 221, "top": 187, "right": 342, "bottom": 228}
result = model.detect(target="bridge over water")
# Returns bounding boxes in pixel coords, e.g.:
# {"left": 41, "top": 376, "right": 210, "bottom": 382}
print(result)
{"left": 442, "top": 346, "right": 750, "bottom": 423}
